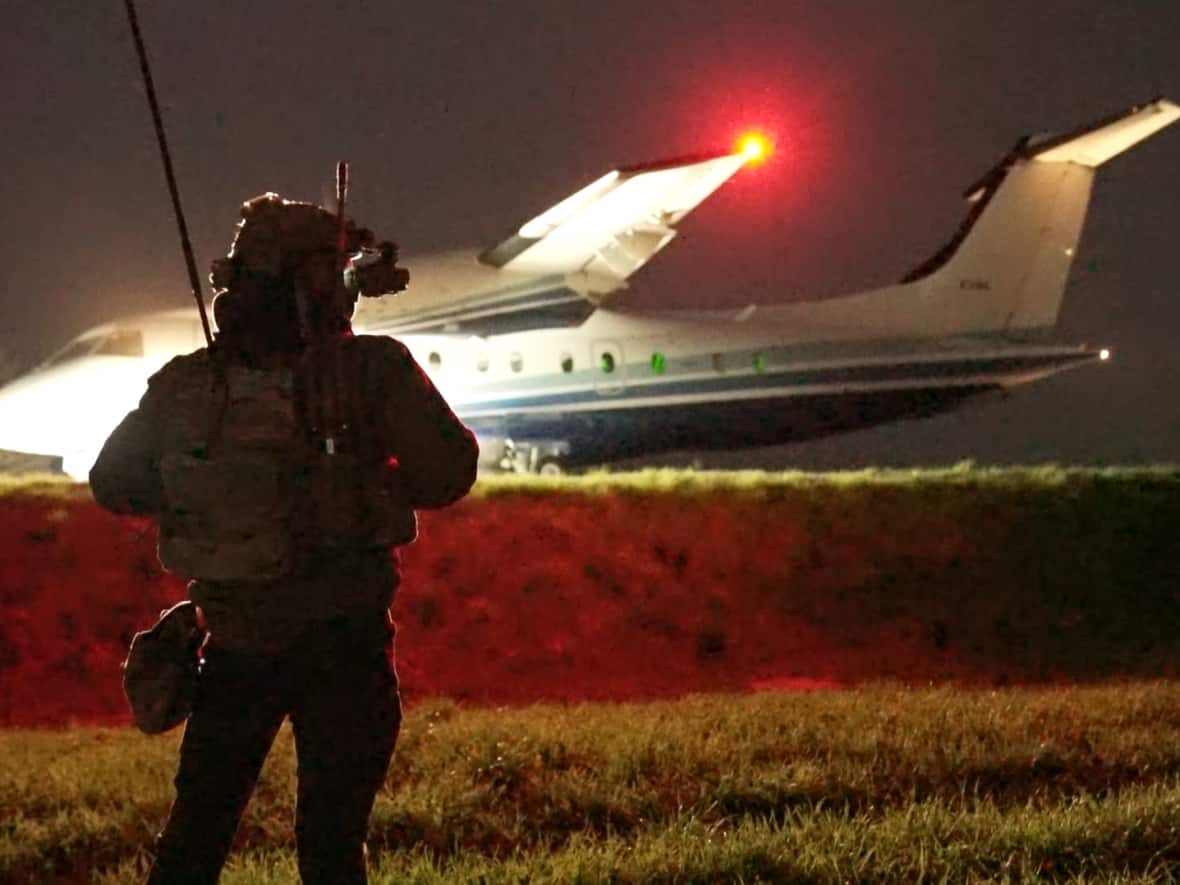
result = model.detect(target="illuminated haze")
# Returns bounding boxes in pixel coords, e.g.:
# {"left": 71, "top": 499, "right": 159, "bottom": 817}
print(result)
{"left": 1, "top": 1, "right": 1177, "bottom": 468}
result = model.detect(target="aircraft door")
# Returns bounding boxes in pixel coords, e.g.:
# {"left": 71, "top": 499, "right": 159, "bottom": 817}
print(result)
{"left": 591, "top": 340, "right": 626, "bottom": 396}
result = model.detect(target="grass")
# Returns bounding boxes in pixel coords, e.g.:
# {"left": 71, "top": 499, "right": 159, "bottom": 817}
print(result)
{"left": 0, "top": 473, "right": 83, "bottom": 500}
{"left": 3, "top": 463, "right": 1179, "bottom": 501}
{"left": 6, "top": 682, "right": 1180, "bottom": 882}
{"left": 471, "top": 462, "right": 1180, "bottom": 498}
{"left": 4, "top": 465, "right": 1180, "bottom": 879}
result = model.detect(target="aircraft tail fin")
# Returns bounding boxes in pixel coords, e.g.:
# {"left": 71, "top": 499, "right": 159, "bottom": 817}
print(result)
{"left": 902, "top": 98, "right": 1179, "bottom": 335}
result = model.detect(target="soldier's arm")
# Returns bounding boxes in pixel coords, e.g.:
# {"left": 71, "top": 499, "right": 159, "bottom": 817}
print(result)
{"left": 89, "top": 377, "right": 166, "bottom": 516}
{"left": 373, "top": 339, "right": 479, "bottom": 509}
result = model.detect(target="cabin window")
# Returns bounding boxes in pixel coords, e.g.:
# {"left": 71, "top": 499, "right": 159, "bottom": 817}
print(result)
{"left": 599, "top": 352, "right": 616, "bottom": 374}
{"left": 650, "top": 352, "right": 666, "bottom": 374}
{"left": 560, "top": 353, "right": 574, "bottom": 374}
{"left": 753, "top": 352, "right": 766, "bottom": 374}
{"left": 476, "top": 354, "right": 489, "bottom": 372}
{"left": 96, "top": 330, "right": 144, "bottom": 358}
{"left": 510, "top": 352, "right": 523, "bottom": 373}
{"left": 428, "top": 351, "right": 442, "bottom": 370}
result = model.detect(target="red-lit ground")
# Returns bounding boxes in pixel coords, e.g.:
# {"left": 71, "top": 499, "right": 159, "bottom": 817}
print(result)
{"left": 3, "top": 481, "right": 1177, "bottom": 727}
{"left": 0, "top": 494, "right": 937, "bottom": 727}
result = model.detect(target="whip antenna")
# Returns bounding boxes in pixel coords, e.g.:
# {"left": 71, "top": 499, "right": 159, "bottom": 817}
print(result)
{"left": 335, "top": 161, "right": 349, "bottom": 266}
{"left": 122, "top": 0, "right": 214, "bottom": 348}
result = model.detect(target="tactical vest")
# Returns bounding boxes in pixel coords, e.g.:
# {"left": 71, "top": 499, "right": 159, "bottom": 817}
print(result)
{"left": 157, "top": 341, "right": 416, "bottom": 583}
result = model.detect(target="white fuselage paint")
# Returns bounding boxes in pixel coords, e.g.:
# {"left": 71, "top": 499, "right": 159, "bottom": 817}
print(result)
{"left": 0, "top": 288, "right": 1098, "bottom": 480}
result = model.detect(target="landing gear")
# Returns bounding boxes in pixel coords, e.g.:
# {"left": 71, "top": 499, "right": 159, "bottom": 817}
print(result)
{"left": 497, "top": 438, "right": 572, "bottom": 475}
{"left": 536, "top": 457, "right": 564, "bottom": 477}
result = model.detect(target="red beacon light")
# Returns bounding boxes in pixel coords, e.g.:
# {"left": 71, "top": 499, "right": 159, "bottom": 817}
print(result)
{"left": 736, "top": 132, "right": 772, "bottom": 165}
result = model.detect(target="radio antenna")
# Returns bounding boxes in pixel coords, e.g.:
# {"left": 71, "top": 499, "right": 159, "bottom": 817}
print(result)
{"left": 335, "top": 161, "right": 349, "bottom": 259}
{"left": 122, "top": 0, "right": 214, "bottom": 348}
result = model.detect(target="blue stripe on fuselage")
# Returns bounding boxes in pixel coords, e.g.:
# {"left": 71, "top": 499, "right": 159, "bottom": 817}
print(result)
{"left": 455, "top": 349, "right": 1091, "bottom": 416}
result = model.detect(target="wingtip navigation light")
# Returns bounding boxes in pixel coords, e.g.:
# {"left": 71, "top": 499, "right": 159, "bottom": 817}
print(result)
{"left": 737, "top": 132, "right": 772, "bottom": 164}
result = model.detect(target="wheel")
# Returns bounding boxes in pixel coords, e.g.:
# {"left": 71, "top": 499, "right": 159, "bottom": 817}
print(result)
{"left": 536, "top": 458, "right": 564, "bottom": 476}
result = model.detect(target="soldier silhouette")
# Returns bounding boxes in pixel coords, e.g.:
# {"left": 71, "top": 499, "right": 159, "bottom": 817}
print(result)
{"left": 91, "top": 192, "right": 478, "bottom": 884}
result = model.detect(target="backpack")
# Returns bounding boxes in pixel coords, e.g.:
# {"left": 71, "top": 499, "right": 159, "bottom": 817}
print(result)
{"left": 158, "top": 364, "right": 300, "bottom": 582}
{"left": 156, "top": 340, "right": 417, "bottom": 583}
{"left": 289, "top": 338, "right": 417, "bottom": 553}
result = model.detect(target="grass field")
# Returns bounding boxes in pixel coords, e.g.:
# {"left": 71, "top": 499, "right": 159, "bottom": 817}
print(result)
{"left": 4, "top": 682, "right": 1180, "bottom": 883}
{"left": 2, "top": 466, "right": 1179, "bottom": 880}
{"left": 3, "top": 462, "right": 1178, "bottom": 499}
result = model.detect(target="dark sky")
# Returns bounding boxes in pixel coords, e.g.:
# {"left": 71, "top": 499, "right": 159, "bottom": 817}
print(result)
{"left": 2, "top": 1, "right": 1178, "bottom": 467}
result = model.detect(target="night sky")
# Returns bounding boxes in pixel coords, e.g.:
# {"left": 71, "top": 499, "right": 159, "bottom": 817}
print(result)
{"left": 2, "top": 1, "right": 1177, "bottom": 468}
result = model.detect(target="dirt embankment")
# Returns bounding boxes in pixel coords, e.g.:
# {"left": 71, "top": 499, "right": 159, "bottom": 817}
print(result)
{"left": 2, "top": 470, "right": 1179, "bottom": 726}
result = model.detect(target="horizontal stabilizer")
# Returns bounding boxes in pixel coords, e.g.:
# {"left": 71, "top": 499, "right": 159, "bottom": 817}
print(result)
{"left": 479, "top": 151, "right": 750, "bottom": 281}
{"left": 1029, "top": 97, "right": 1180, "bottom": 167}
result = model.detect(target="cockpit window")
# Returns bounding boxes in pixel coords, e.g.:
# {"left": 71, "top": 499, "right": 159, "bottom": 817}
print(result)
{"left": 44, "top": 337, "right": 101, "bottom": 367}
{"left": 43, "top": 329, "right": 144, "bottom": 367}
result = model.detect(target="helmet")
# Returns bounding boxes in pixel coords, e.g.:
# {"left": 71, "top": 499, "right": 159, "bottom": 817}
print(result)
{"left": 209, "top": 193, "right": 409, "bottom": 341}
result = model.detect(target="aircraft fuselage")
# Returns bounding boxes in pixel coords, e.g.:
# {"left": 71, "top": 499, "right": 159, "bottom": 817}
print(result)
{"left": 0, "top": 97, "right": 1173, "bottom": 477}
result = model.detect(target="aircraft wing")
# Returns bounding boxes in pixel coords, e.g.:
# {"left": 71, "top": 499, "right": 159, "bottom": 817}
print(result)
{"left": 354, "top": 148, "right": 755, "bottom": 337}
{"left": 479, "top": 149, "right": 750, "bottom": 286}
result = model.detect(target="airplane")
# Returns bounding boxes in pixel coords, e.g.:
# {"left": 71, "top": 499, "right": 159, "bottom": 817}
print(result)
{"left": 0, "top": 98, "right": 1175, "bottom": 480}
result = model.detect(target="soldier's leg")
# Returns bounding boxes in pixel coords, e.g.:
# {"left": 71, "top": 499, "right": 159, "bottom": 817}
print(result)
{"left": 289, "top": 615, "right": 401, "bottom": 885}
{"left": 146, "top": 647, "right": 287, "bottom": 885}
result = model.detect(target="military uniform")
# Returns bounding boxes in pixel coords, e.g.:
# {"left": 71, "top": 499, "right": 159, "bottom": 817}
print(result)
{"left": 91, "top": 195, "right": 478, "bottom": 884}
